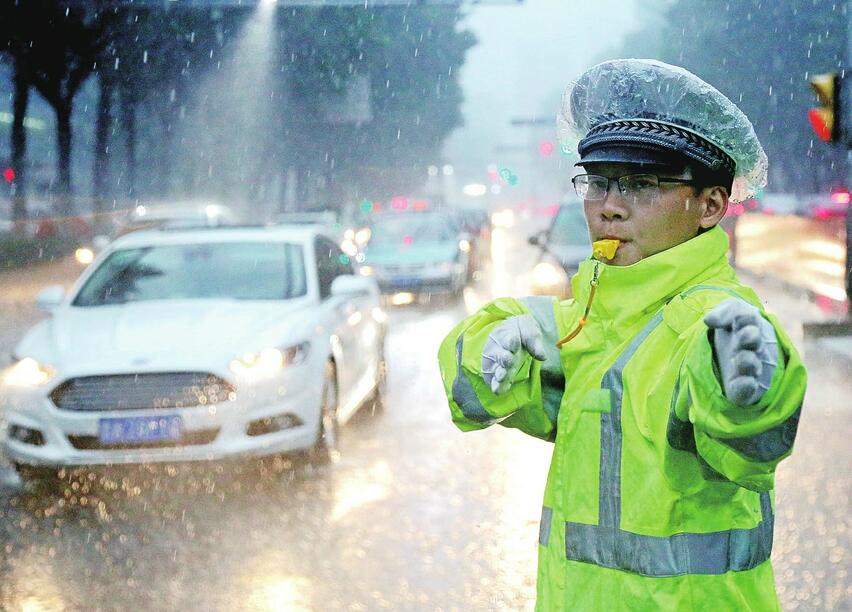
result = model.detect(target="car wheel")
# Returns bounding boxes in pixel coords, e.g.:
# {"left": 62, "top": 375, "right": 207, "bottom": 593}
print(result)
{"left": 310, "top": 361, "right": 340, "bottom": 465}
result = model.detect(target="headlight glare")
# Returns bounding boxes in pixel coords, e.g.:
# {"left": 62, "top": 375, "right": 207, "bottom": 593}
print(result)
{"left": 355, "top": 228, "right": 372, "bottom": 245}
{"left": 75, "top": 247, "right": 95, "bottom": 265}
{"left": 2, "top": 357, "right": 55, "bottom": 387}
{"left": 229, "top": 343, "right": 309, "bottom": 379}
{"left": 533, "top": 261, "right": 565, "bottom": 287}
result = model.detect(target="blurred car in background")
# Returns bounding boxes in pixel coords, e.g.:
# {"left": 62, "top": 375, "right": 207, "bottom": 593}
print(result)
{"left": 528, "top": 200, "right": 591, "bottom": 299}
{"left": 115, "top": 202, "right": 241, "bottom": 235}
{"left": 491, "top": 208, "right": 515, "bottom": 229}
{"left": 453, "top": 206, "right": 492, "bottom": 278}
{"left": 805, "top": 188, "right": 851, "bottom": 220}
{"left": 1, "top": 224, "right": 386, "bottom": 482}
{"left": 0, "top": 199, "right": 13, "bottom": 236}
{"left": 358, "top": 211, "right": 469, "bottom": 299}
{"left": 275, "top": 209, "right": 371, "bottom": 259}
{"left": 755, "top": 192, "right": 798, "bottom": 216}
{"left": 74, "top": 201, "right": 241, "bottom": 265}
{"left": 276, "top": 211, "right": 338, "bottom": 227}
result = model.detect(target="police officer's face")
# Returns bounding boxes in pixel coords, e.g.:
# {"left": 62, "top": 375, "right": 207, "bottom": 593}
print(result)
{"left": 580, "top": 163, "right": 727, "bottom": 266}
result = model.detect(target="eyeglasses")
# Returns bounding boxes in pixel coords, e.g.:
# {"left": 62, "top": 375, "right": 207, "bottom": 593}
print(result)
{"left": 572, "top": 173, "right": 694, "bottom": 202}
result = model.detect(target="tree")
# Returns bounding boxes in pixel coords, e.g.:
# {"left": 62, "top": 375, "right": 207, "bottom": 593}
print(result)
{"left": 0, "top": 1, "right": 33, "bottom": 232}
{"left": 8, "top": 1, "right": 105, "bottom": 218}
{"left": 278, "top": 5, "right": 475, "bottom": 207}
{"left": 611, "top": 0, "right": 847, "bottom": 194}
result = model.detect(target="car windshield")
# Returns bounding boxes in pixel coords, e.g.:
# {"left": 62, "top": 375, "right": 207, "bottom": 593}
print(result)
{"left": 548, "top": 205, "right": 590, "bottom": 247}
{"left": 368, "top": 215, "right": 456, "bottom": 246}
{"left": 73, "top": 241, "right": 306, "bottom": 306}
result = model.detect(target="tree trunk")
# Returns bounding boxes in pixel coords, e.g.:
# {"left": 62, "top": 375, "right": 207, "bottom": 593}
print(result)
{"left": 11, "top": 61, "right": 29, "bottom": 235}
{"left": 93, "top": 73, "right": 112, "bottom": 233}
{"left": 55, "top": 100, "right": 74, "bottom": 218}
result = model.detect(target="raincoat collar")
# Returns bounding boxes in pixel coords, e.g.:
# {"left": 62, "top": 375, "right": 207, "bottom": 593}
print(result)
{"left": 571, "top": 225, "right": 731, "bottom": 325}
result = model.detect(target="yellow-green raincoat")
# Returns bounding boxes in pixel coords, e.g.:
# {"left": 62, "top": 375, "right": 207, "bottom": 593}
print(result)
{"left": 437, "top": 226, "right": 806, "bottom": 610}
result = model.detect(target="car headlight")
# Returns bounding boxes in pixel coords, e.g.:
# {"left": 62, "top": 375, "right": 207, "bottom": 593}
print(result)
{"left": 355, "top": 227, "right": 372, "bottom": 245}
{"left": 533, "top": 261, "right": 565, "bottom": 287}
{"left": 359, "top": 265, "right": 374, "bottom": 276}
{"left": 75, "top": 247, "right": 95, "bottom": 265}
{"left": 229, "top": 342, "right": 309, "bottom": 379}
{"left": 340, "top": 239, "right": 359, "bottom": 257}
{"left": 1, "top": 357, "right": 56, "bottom": 387}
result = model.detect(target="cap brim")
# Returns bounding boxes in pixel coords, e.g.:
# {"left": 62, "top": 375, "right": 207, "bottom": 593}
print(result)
{"left": 574, "top": 143, "right": 687, "bottom": 169}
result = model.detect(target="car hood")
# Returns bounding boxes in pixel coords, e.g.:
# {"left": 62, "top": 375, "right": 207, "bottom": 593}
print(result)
{"left": 16, "top": 299, "right": 312, "bottom": 373}
{"left": 364, "top": 242, "right": 459, "bottom": 265}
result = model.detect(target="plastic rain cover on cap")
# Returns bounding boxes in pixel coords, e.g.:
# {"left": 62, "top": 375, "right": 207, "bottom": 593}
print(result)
{"left": 557, "top": 59, "right": 768, "bottom": 202}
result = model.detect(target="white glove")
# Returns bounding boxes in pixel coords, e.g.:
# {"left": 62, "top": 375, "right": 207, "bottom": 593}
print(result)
{"left": 482, "top": 314, "right": 547, "bottom": 395}
{"left": 704, "top": 298, "right": 779, "bottom": 406}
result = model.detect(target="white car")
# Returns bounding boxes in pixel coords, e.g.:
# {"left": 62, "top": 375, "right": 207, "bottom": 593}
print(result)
{"left": 1, "top": 224, "right": 387, "bottom": 481}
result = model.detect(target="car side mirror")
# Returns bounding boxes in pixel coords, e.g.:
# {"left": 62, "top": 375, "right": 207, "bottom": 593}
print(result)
{"left": 330, "top": 274, "right": 373, "bottom": 298}
{"left": 36, "top": 285, "right": 65, "bottom": 312}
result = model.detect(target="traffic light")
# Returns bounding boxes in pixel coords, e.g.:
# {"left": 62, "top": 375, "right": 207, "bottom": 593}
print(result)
{"left": 808, "top": 72, "right": 840, "bottom": 143}
{"left": 2, "top": 167, "right": 14, "bottom": 184}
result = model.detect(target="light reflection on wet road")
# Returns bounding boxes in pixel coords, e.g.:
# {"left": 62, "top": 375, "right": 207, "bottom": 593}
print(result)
{"left": 0, "top": 219, "right": 850, "bottom": 610}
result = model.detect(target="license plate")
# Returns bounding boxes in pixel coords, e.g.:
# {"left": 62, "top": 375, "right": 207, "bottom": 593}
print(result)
{"left": 98, "top": 415, "right": 183, "bottom": 445}
{"left": 392, "top": 276, "right": 419, "bottom": 288}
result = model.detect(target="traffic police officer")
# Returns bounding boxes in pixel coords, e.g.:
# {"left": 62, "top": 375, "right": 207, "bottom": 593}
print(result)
{"left": 437, "top": 59, "right": 807, "bottom": 610}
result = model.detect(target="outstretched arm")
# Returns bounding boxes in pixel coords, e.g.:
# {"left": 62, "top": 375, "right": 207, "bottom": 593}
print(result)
{"left": 673, "top": 298, "right": 807, "bottom": 492}
{"left": 437, "top": 296, "right": 563, "bottom": 441}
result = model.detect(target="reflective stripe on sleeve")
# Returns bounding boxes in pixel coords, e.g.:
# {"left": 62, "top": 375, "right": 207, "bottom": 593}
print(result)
{"left": 520, "top": 296, "right": 564, "bottom": 429}
{"left": 451, "top": 336, "right": 496, "bottom": 424}
{"left": 719, "top": 406, "right": 802, "bottom": 462}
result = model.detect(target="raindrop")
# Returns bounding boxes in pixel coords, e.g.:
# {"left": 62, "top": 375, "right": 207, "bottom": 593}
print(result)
{"left": 142, "top": 50, "right": 148, "bottom": 64}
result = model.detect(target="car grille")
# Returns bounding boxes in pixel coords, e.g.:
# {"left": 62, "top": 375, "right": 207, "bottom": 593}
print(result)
{"left": 50, "top": 373, "right": 236, "bottom": 412}
{"left": 67, "top": 428, "right": 220, "bottom": 451}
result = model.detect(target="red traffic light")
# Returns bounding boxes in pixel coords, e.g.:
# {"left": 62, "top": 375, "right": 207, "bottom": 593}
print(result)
{"left": 2, "top": 167, "right": 15, "bottom": 184}
{"left": 808, "top": 108, "right": 834, "bottom": 142}
{"left": 807, "top": 73, "right": 838, "bottom": 142}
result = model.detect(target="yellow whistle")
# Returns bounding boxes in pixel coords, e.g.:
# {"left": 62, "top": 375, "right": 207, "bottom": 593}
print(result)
{"left": 592, "top": 239, "right": 620, "bottom": 261}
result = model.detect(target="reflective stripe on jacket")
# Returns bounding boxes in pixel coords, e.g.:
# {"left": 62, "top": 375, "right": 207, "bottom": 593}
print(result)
{"left": 437, "top": 226, "right": 807, "bottom": 611}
